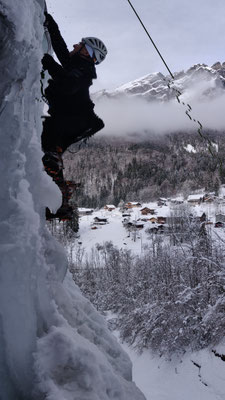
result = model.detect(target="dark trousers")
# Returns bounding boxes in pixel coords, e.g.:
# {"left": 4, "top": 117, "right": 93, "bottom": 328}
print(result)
{"left": 41, "top": 113, "right": 104, "bottom": 154}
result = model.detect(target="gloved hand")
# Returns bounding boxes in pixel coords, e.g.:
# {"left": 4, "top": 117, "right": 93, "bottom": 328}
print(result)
{"left": 43, "top": 12, "right": 54, "bottom": 28}
{"left": 41, "top": 53, "right": 53, "bottom": 70}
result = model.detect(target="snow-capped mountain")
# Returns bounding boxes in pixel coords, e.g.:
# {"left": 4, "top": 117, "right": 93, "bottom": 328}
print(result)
{"left": 95, "top": 62, "right": 225, "bottom": 102}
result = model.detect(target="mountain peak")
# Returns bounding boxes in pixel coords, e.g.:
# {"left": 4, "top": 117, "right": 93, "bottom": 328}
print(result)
{"left": 95, "top": 62, "right": 225, "bottom": 103}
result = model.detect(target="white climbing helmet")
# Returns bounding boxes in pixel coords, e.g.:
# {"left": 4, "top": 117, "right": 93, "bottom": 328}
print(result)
{"left": 82, "top": 37, "right": 107, "bottom": 65}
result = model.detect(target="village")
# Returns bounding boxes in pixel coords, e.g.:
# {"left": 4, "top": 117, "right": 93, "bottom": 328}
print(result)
{"left": 79, "top": 192, "right": 225, "bottom": 229}
{"left": 75, "top": 189, "right": 225, "bottom": 254}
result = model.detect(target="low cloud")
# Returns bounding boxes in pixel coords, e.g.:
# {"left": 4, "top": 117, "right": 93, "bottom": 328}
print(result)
{"left": 94, "top": 92, "right": 225, "bottom": 140}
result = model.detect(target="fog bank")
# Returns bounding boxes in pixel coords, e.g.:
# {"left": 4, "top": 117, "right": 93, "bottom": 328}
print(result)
{"left": 95, "top": 94, "right": 225, "bottom": 139}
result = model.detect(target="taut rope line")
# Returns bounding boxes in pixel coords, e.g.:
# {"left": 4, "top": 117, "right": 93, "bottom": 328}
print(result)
{"left": 126, "top": 0, "right": 174, "bottom": 79}
{"left": 125, "top": 0, "right": 221, "bottom": 165}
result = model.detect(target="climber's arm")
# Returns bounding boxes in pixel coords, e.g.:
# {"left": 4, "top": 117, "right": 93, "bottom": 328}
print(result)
{"left": 44, "top": 13, "right": 70, "bottom": 67}
{"left": 42, "top": 54, "right": 66, "bottom": 79}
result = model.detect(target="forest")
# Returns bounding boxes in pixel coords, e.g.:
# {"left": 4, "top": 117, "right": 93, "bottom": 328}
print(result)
{"left": 63, "top": 130, "right": 225, "bottom": 208}
{"left": 67, "top": 206, "right": 225, "bottom": 356}
{"left": 57, "top": 129, "right": 225, "bottom": 357}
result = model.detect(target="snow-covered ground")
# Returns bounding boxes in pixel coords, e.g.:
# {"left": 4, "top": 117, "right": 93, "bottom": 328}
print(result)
{"left": 77, "top": 198, "right": 225, "bottom": 256}
{"left": 77, "top": 199, "right": 225, "bottom": 400}
{"left": 78, "top": 203, "right": 169, "bottom": 254}
{"left": 122, "top": 341, "right": 225, "bottom": 400}
{"left": 78, "top": 207, "right": 152, "bottom": 255}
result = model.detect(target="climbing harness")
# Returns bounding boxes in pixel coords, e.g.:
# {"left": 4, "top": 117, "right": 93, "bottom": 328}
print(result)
{"left": 125, "top": 0, "right": 222, "bottom": 169}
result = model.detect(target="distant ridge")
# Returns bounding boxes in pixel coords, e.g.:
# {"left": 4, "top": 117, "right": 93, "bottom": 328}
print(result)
{"left": 94, "top": 62, "right": 225, "bottom": 102}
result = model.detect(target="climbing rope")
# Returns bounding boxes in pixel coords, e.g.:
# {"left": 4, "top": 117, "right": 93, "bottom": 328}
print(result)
{"left": 125, "top": 0, "right": 222, "bottom": 168}
{"left": 126, "top": 0, "right": 174, "bottom": 80}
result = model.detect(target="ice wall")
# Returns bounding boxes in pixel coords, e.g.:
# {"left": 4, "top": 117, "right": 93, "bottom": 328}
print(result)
{"left": 0, "top": 1, "right": 146, "bottom": 399}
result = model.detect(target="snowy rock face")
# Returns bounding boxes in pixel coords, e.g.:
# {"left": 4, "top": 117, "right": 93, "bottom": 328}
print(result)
{"left": 95, "top": 62, "right": 225, "bottom": 102}
{"left": 0, "top": 1, "right": 145, "bottom": 399}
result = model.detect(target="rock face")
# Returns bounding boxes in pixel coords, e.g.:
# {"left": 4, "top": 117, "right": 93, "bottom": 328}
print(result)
{"left": 94, "top": 62, "right": 225, "bottom": 102}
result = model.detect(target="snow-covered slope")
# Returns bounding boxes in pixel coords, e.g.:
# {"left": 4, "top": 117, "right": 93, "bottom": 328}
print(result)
{"left": 76, "top": 202, "right": 225, "bottom": 400}
{"left": 0, "top": 1, "right": 145, "bottom": 399}
{"left": 94, "top": 62, "right": 225, "bottom": 102}
{"left": 123, "top": 341, "right": 225, "bottom": 400}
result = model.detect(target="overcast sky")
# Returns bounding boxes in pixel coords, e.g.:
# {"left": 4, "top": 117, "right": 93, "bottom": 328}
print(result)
{"left": 46, "top": 0, "right": 225, "bottom": 92}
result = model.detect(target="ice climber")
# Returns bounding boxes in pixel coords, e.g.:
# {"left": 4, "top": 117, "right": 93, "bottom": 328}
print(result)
{"left": 41, "top": 13, "right": 107, "bottom": 220}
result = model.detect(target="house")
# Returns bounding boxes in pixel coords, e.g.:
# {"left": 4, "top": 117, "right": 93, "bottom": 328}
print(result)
{"left": 157, "top": 216, "right": 167, "bottom": 224}
{"left": 148, "top": 217, "right": 158, "bottom": 223}
{"left": 94, "top": 217, "right": 108, "bottom": 224}
{"left": 147, "top": 226, "right": 158, "bottom": 234}
{"left": 187, "top": 194, "right": 203, "bottom": 205}
{"left": 170, "top": 197, "right": 184, "bottom": 205}
{"left": 104, "top": 204, "right": 116, "bottom": 211}
{"left": 133, "top": 221, "right": 144, "bottom": 229}
{"left": 124, "top": 221, "right": 144, "bottom": 230}
{"left": 158, "top": 224, "right": 166, "bottom": 233}
{"left": 125, "top": 201, "right": 142, "bottom": 209}
{"left": 122, "top": 213, "right": 131, "bottom": 217}
{"left": 157, "top": 198, "right": 167, "bottom": 206}
{"left": 78, "top": 208, "right": 94, "bottom": 216}
{"left": 141, "top": 207, "right": 155, "bottom": 215}
{"left": 146, "top": 223, "right": 168, "bottom": 234}
{"left": 203, "top": 194, "right": 214, "bottom": 203}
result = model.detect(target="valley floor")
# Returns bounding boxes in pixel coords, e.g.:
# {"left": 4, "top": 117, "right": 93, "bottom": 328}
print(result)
{"left": 76, "top": 197, "right": 225, "bottom": 257}
{"left": 74, "top": 196, "right": 225, "bottom": 400}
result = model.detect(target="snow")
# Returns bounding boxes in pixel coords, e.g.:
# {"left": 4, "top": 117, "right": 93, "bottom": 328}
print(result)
{"left": 101, "top": 63, "right": 224, "bottom": 104}
{"left": 2, "top": 2, "right": 225, "bottom": 399}
{"left": 184, "top": 144, "right": 197, "bottom": 153}
{"left": 77, "top": 199, "right": 225, "bottom": 256}
{"left": 77, "top": 200, "right": 225, "bottom": 399}
{"left": 121, "top": 341, "right": 225, "bottom": 400}
{"left": 0, "top": 1, "right": 146, "bottom": 399}
{"left": 34, "top": 273, "right": 145, "bottom": 400}
{"left": 212, "top": 142, "right": 219, "bottom": 152}
{"left": 77, "top": 204, "right": 170, "bottom": 255}
{"left": 79, "top": 207, "right": 94, "bottom": 212}
{"left": 115, "top": 72, "right": 163, "bottom": 92}
{"left": 78, "top": 209, "right": 138, "bottom": 252}
{"left": 170, "top": 195, "right": 184, "bottom": 203}
{"left": 219, "top": 185, "right": 225, "bottom": 197}
{"left": 78, "top": 198, "right": 223, "bottom": 253}
{"left": 187, "top": 194, "right": 204, "bottom": 201}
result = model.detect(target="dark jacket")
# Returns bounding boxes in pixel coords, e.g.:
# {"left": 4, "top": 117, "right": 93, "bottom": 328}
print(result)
{"left": 42, "top": 14, "right": 97, "bottom": 117}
